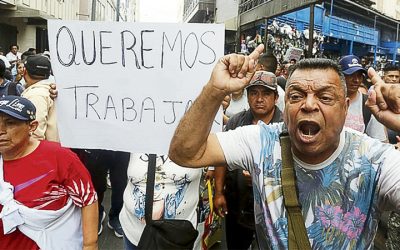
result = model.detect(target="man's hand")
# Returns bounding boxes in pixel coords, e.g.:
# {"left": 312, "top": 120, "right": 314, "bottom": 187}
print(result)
{"left": 395, "top": 136, "right": 400, "bottom": 150}
{"left": 242, "top": 170, "right": 252, "bottom": 187}
{"left": 365, "top": 67, "right": 400, "bottom": 131}
{"left": 222, "top": 95, "right": 231, "bottom": 125}
{"left": 49, "top": 83, "right": 58, "bottom": 100}
{"left": 213, "top": 192, "right": 228, "bottom": 218}
{"left": 205, "top": 169, "right": 215, "bottom": 181}
{"left": 222, "top": 95, "right": 231, "bottom": 111}
{"left": 208, "top": 44, "right": 264, "bottom": 95}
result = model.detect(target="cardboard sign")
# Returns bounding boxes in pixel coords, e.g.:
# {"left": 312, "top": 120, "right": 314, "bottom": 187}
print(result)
{"left": 48, "top": 20, "right": 224, "bottom": 154}
{"left": 284, "top": 47, "right": 303, "bottom": 62}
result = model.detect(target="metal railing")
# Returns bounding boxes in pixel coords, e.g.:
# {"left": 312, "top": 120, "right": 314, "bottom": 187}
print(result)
{"left": 239, "top": 0, "right": 269, "bottom": 14}
{"left": 183, "top": 0, "right": 214, "bottom": 21}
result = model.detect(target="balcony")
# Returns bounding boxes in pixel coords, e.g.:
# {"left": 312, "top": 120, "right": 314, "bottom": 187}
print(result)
{"left": 322, "top": 15, "right": 378, "bottom": 45}
{"left": 238, "top": 0, "right": 267, "bottom": 15}
{"left": 238, "top": 0, "right": 321, "bottom": 26}
{"left": 183, "top": 0, "right": 215, "bottom": 23}
{"left": 0, "top": 0, "right": 16, "bottom": 10}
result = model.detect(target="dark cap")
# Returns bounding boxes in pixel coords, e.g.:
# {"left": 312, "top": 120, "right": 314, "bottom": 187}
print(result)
{"left": 246, "top": 71, "right": 277, "bottom": 92}
{"left": 0, "top": 96, "right": 36, "bottom": 121}
{"left": 339, "top": 55, "right": 367, "bottom": 75}
{"left": 25, "top": 55, "right": 51, "bottom": 78}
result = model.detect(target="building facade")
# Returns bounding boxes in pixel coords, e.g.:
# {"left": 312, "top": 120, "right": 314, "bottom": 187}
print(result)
{"left": 206, "top": 0, "right": 399, "bottom": 65}
{"left": 372, "top": 0, "right": 400, "bottom": 20}
{"left": 183, "top": 0, "right": 215, "bottom": 23}
{"left": 0, "top": 0, "right": 134, "bottom": 54}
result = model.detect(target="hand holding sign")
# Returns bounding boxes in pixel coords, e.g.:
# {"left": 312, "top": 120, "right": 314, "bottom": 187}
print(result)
{"left": 48, "top": 21, "right": 224, "bottom": 154}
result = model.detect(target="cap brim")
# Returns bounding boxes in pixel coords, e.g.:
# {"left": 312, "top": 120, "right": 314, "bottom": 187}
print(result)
{"left": 343, "top": 67, "right": 367, "bottom": 76}
{"left": 246, "top": 83, "right": 277, "bottom": 92}
{"left": 0, "top": 109, "right": 29, "bottom": 121}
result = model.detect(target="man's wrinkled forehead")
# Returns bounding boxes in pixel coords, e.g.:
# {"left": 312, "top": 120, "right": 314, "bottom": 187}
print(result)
{"left": 287, "top": 76, "right": 340, "bottom": 90}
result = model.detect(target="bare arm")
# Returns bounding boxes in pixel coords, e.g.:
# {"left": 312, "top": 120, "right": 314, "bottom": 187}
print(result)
{"left": 169, "top": 44, "right": 264, "bottom": 167}
{"left": 213, "top": 165, "right": 228, "bottom": 217}
{"left": 366, "top": 67, "right": 400, "bottom": 131}
{"left": 82, "top": 201, "right": 99, "bottom": 250}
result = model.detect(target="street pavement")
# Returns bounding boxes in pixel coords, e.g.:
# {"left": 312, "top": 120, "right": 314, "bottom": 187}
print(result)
{"left": 98, "top": 188, "right": 226, "bottom": 250}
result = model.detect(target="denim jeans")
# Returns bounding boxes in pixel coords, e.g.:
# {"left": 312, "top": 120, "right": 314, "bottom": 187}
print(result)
{"left": 123, "top": 234, "right": 138, "bottom": 250}
{"left": 72, "top": 149, "right": 130, "bottom": 219}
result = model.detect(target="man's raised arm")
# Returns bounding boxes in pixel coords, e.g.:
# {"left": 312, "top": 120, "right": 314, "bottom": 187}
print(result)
{"left": 366, "top": 67, "right": 400, "bottom": 131}
{"left": 169, "top": 44, "right": 264, "bottom": 168}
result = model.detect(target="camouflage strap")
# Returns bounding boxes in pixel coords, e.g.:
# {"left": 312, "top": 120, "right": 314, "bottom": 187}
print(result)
{"left": 280, "top": 133, "right": 312, "bottom": 250}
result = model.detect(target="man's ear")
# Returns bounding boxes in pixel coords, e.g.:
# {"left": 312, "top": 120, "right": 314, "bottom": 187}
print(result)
{"left": 29, "top": 120, "right": 39, "bottom": 133}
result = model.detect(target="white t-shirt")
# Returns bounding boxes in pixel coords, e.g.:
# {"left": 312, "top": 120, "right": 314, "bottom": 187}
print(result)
{"left": 344, "top": 91, "right": 387, "bottom": 142}
{"left": 0, "top": 55, "right": 10, "bottom": 68}
{"left": 6, "top": 52, "right": 22, "bottom": 76}
{"left": 276, "top": 85, "right": 285, "bottom": 112}
{"left": 225, "top": 90, "right": 249, "bottom": 118}
{"left": 119, "top": 153, "right": 202, "bottom": 246}
{"left": 216, "top": 122, "right": 400, "bottom": 249}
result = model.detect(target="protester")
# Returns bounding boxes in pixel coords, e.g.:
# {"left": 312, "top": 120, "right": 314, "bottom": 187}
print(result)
{"left": 0, "top": 60, "right": 24, "bottom": 97}
{"left": 27, "top": 48, "right": 37, "bottom": 55}
{"left": 380, "top": 63, "right": 400, "bottom": 250}
{"left": 383, "top": 64, "right": 400, "bottom": 144}
{"left": 6, "top": 45, "right": 21, "bottom": 78}
{"left": 276, "top": 62, "right": 290, "bottom": 89}
{"left": 339, "top": 55, "right": 387, "bottom": 142}
{"left": 224, "top": 88, "right": 249, "bottom": 119}
{"left": 72, "top": 149, "right": 130, "bottom": 238}
{"left": 119, "top": 153, "right": 202, "bottom": 249}
{"left": 0, "top": 95, "right": 98, "bottom": 250}
{"left": 256, "top": 52, "right": 285, "bottom": 111}
{"left": 21, "top": 51, "right": 35, "bottom": 62}
{"left": 213, "top": 71, "right": 283, "bottom": 250}
{"left": 21, "top": 55, "right": 58, "bottom": 142}
{"left": 169, "top": 44, "right": 400, "bottom": 249}
{"left": 382, "top": 64, "right": 400, "bottom": 84}
{"left": 13, "top": 61, "right": 24, "bottom": 83}
{"left": 0, "top": 47, "right": 11, "bottom": 70}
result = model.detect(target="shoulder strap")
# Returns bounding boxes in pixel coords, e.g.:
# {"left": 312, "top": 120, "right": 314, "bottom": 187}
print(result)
{"left": 280, "top": 132, "right": 311, "bottom": 250}
{"left": 6, "top": 81, "right": 18, "bottom": 96}
{"left": 362, "top": 94, "right": 372, "bottom": 132}
{"left": 144, "top": 154, "right": 157, "bottom": 224}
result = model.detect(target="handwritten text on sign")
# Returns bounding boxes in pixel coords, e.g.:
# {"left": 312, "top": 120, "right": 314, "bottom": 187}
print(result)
{"left": 48, "top": 20, "right": 224, "bottom": 154}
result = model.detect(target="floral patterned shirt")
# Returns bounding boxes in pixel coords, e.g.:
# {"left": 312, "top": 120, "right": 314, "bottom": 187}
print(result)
{"left": 216, "top": 122, "right": 400, "bottom": 250}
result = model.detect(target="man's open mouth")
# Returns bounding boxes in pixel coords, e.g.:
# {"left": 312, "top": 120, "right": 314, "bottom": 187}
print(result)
{"left": 298, "top": 121, "right": 321, "bottom": 138}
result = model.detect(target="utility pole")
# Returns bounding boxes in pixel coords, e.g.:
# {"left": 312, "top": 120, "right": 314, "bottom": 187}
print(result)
{"left": 307, "top": 3, "right": 315, "bottom": 58}
{"left": 373, "top": 15, "right": 377, "bottom": 67}
{"left": 91, "top": 0, "right": 96, "bottom": 21}
{"left": 116, "top": 0, "right": 121, "bottom": 21}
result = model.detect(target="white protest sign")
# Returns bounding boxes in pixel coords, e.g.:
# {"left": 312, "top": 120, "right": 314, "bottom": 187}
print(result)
{"left": 48, "top": 20, "right": 224, "bottom": 154}
{"left": 284, "top": 47, "right": 303, "bottom": 62}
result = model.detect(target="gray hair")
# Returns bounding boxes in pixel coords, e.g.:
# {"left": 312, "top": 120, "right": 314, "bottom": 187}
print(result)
{"left": 286, "top": 58, "right": 347, "bottom": 97}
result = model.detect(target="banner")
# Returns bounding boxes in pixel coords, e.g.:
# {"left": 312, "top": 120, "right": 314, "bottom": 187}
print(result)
{"left": 48, "top": 20, "right": 224, "bottom": 154}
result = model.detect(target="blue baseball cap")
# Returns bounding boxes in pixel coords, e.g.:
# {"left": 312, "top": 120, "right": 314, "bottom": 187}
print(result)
{"left": 339, "top": 55, "right": 367, "bottom": 76}
{"left": 0, "top": 96, "right": 36, "bottom": 121}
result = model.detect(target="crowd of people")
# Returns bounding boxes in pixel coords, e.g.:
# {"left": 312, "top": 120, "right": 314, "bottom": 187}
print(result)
{"left": 1, "top": 40, "right": 400, "bottom": 250}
